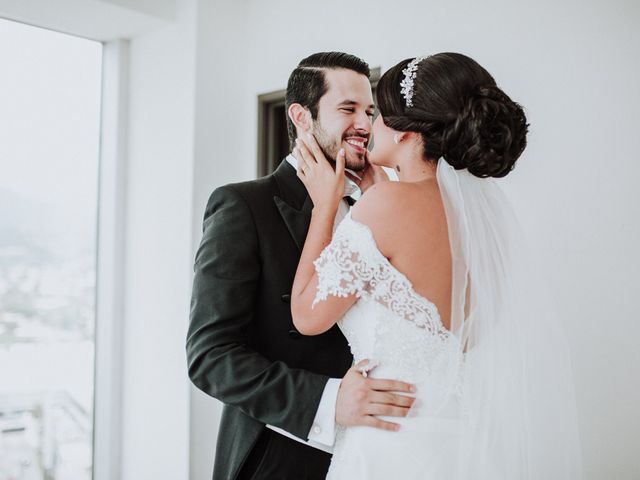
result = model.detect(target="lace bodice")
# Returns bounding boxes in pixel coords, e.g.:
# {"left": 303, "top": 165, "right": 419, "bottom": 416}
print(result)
{"left": 313, "top": 212, "right": 459, "bottom": 387}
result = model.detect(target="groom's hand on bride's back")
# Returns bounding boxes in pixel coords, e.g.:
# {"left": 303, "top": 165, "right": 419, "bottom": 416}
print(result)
{"left": 336, "top": 359, "right": 416, "bottom": 432}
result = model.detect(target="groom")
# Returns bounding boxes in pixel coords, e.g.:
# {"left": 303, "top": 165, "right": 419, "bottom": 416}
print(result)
{"left": 187, "top": 52, "right": 415, "bottom": 480}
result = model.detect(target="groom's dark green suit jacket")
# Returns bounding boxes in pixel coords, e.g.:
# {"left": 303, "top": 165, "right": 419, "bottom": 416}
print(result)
{"left": 186, "top": 160, "right": 353, "bottom": 480}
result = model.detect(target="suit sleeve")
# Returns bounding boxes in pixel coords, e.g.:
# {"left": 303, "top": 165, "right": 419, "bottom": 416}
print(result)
{"left": 186, "top": 185, "right": 329, "bottom": 439}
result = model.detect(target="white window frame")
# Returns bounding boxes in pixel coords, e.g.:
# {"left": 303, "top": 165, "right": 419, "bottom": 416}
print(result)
{"left": 93, "top": 39, "right": 128, "bottom": 480}
{"left": 0, "top": 5, "right": 177, "bottom": 477}
{"left": 0, "top": 18, "right": 128, "bottom": 478}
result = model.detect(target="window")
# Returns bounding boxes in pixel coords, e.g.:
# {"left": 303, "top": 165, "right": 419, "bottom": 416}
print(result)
{"left": 0, "top": 18, "right": 102, "bottom": 480}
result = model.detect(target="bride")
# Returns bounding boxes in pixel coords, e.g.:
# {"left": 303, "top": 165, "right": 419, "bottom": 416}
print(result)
{"left": 290, "top": 52, "right": 582, "bottom": 479}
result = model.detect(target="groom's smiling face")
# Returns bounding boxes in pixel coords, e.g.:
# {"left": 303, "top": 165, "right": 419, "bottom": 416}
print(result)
{"left": 311, "top": 69, "right": 375, "bottom": 172}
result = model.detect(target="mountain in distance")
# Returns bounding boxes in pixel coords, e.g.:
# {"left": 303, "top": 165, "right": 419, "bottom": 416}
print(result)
{"left": 0, "top": 186, "right": 54, "bottom": 261}
{"left": 0, "top": 186, "right": 97, "bottom": 264}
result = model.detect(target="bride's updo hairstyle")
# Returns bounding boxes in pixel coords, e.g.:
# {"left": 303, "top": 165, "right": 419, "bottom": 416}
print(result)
{"left": 376, "top": 53, "right": 528, "bottom": 178}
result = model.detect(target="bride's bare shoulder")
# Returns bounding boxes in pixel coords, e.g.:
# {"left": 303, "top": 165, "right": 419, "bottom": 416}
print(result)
{"left": 351, "top": 181, "right": 431, "bottom": 256}
{"left": 352, "top": 181, "right": 431, "bottom": 220}
{"left": 352, "top": 181, "right": 410, "bottom": 216}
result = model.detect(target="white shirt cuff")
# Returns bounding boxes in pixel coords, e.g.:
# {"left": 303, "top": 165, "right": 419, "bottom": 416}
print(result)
{"left": 307, "top": 378, "right": 341, "bottom": 448}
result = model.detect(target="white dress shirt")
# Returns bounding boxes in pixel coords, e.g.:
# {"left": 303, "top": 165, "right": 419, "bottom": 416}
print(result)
{"left": 265, "top": 154, "right": 358, "bottom": 453}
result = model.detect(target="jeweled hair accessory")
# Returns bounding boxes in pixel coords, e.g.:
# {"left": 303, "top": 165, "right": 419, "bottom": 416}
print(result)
{"left": 400, "top": 55, "right": 429, "bottom": 107}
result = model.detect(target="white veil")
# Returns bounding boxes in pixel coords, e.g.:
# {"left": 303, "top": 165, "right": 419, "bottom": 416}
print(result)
{"left": 434, "top": 158, "right": 583, "bottom": 479}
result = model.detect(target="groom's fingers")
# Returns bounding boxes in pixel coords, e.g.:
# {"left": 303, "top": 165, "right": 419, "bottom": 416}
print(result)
{"left": 362, "top": 416, "right": 401, "bottom": 432}
{"left": 336, "top": 361, "right": 417, "bottom": 431}
{"left": 368, "top": 378, "right": 416, "bottom": 394}
{"left": 365, "top": 403, "right": 411, "bottom": 417}
{"left": 352, "top": 358, "right": 371, "bottom": 368}
{"left": 369, "top": 391, "right": 415, "bottom": 408}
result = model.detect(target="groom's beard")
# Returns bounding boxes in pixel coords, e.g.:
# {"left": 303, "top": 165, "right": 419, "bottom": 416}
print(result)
{"left": 312, "top": 123, "right": 367, "bottom": 173}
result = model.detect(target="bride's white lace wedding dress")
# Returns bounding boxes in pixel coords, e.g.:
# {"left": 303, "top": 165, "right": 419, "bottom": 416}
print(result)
{"left": 313, "top": 160, "right": 582, "bottom": 479}
{"left": 315, "top": 211, "right": 465, "bottom": 480}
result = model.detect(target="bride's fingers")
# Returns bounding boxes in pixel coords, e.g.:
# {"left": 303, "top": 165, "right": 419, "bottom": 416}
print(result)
{"left": 295, "top": 143, "right": 316, "bottom": 175}
{"left": 293, "top": 146, "right": 309, "bottom": 174}
{"left": 296, "top": 139, "right": 318, "bottom": 173}
{"left": 303, "top": 132, "right": 329, "bottom": 166}
{"left": 296, "top": 169, "right": 307, "bottom": 184}
{"left": 295, "top": 163, "right": 307, "bottom": 182}
{"left": 296, "top": 137, "right": 317, "bottom": 163}
{"left": 292, "top": 145, "right": 304, "bottom": 165}
{"left": 335, "top": 148, "right": 345, "bottom": 178}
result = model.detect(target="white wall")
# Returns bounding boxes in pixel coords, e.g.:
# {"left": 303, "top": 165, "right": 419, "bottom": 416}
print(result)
{"left": 122, "top": 0, "right": 195, "bottom": 478}
{"left": 190, "top": 1, "right": 640, "bottom": 479}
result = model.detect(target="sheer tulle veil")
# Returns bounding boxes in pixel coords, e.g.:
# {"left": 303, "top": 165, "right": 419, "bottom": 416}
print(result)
{"left": 419, "top": 158, "right": 584, "bottom": 478}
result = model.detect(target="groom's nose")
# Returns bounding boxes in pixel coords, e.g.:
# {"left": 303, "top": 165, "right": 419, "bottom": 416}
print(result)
{"left": 352, "top": 111, "right": 371, "bottom": 133}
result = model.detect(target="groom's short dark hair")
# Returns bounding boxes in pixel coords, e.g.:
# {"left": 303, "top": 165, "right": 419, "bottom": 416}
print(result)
{"left": 285, "top": 52, "right": 370, "bottom": 151}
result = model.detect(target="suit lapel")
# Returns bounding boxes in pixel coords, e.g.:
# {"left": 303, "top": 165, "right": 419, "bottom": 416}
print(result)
{"left": 274, "top": 195, "right": 312, "bottom": 252}
{"left": 271, "top": 160, "right": 356, "bottom": 251}
{"left": 272, "top": 160, "right": 313, "bottom": 252}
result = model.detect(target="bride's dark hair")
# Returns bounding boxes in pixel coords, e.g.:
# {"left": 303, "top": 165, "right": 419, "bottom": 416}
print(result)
{"left": 376, "top": 52, "right": 528, "bottom": 178}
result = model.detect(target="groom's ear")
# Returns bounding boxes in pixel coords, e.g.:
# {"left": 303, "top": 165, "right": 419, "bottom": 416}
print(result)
{"left": 288, "top": 103, "right": 312, "bottom": 133}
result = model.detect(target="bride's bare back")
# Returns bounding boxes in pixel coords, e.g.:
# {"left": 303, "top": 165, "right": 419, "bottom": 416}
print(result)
{"left": 351, "top": 179, "right": 452, "bottom": 330}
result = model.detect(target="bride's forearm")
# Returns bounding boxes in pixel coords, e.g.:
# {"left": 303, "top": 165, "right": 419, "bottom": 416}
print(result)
{"left": 291, "top": 206, "right": 335, "bottom": 299}
{"left": 290, "top": 205, "right": 339, "bottom": 335}
{"left": 291, "top": 202, "right": 357, "bottom": 335}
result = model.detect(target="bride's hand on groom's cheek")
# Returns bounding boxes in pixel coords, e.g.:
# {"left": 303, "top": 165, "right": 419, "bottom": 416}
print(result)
{"left": 293, "top": 133, "right": 345, "bottom": 214}
{"left": 350, "top": 151, "right": 390, "bottom": 194}
{"left": 335, "top": 359, "right": 417, "bottom": 432}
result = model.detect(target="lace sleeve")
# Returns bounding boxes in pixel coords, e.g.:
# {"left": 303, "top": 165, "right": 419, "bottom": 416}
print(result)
{"left": 312, "top": 212, "right": 387, "bottom": 307}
